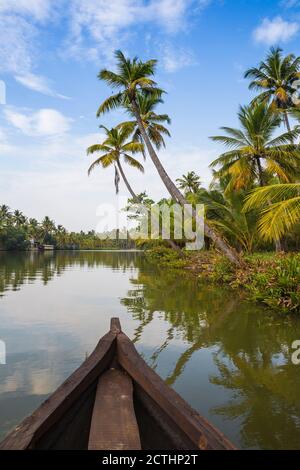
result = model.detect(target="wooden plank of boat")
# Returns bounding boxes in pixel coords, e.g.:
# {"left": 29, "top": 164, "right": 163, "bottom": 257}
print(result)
{"left": 88, "top": 368, "right": 141, "bottom": 450}
{"left": 0, "top": 318, "right": 236, "bottom": 450}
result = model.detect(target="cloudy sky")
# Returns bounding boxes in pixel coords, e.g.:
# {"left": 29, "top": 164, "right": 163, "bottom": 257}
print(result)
{"left": 1, "top": 0, "right": 300, "bottom": 231}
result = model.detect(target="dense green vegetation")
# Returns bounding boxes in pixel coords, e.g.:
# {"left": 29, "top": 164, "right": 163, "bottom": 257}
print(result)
{"left": 144, "top": 247, "right": 300, "bottom": 313}
{"left": 0, "top": 205, "right": 135, "bottom": 251}
{"left": 84, "top": 47, "right": 300, "bottom": 313}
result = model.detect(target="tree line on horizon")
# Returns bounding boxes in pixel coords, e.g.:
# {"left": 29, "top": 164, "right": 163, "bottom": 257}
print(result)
{"left": 86, "top": 47, "right": 300, "bottom": 258}
{"left": 0, "top": 205, "right": 135, "bottom": 251}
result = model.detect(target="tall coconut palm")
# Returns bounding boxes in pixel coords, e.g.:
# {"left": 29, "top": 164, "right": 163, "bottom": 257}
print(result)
{"left": 97, "top": 50, "right": 242, "bottom": 266}
{"left": 27, "top": 218, "right": 40, "bottom": 242}
{"left": 244, "top": 183, "right": 300, "bottom": 242}
{"left": 13, "top": 210, "right": 27, "bottom": 227}
{"left": 244, "top": 47, "right": 300, "bottom": 131}
{"left": 117, "top": 93, "right": 171, "bottom": 157}
{"left": 176, "top": 171, "right": 201, "bottom": 195}
{"left": 210, "top": 102, "right": 300, "bottom": 192}
{"left": 0, "top": 204, "right": 11, "bottom": 226}
{"left": 87, "top": 125, "right": 144, "bottom": 200}
{"left": 41, "top": 216, "right": 56, "bottom": 243}
{"left": 56, "top": 224, "right": 68, "bottom": 247}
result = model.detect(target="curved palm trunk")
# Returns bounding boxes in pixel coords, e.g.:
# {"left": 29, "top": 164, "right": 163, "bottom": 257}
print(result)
{"left": 283, "top": 111, "right": 291, "bottom": 133}
{"left": 130, "top": 99, "right": 243, "bottom": 266}
{"left": 116, "top": 159, "right": 137, "bottom": 201}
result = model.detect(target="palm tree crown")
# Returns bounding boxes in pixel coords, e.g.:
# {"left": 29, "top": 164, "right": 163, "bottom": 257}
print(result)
{"left": 210, "top": 102, "right": 300, "bottom": 192}
{"left": 118, "top": 93, "right": 171, "bottom": 152}
{"left": 97, "top": 50, "right": 163, "bottom": 117}
{"left": 87, "top": 125, "right": 144, "bottom": 196}
{"left": 13, "top": 210, "right": 27, "bottom": 227}
{"left": 244, "top": 47, "right": 300, "bottom": 129}
{"left": 176, "top": 171, "right": 201, "bottom": 194}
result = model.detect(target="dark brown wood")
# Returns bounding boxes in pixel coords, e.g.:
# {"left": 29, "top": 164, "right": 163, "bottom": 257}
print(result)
{"left": 110, "top": 317, "right": 122, "bottom": 334}
{"left": 0, "top": 318, "right": 236, "bottom": 451}
{"left": 0, "top": 330, "right": 117, "bottom": 450}
{"left": 134, "top": 384, "right": 198, "bottom": 450}
{"left": 88, "top": 368, "right": 141, "bottom": 450}
{"left": 117, "top": 332, "right": 235, "bottom": 450}
{"left": 35, "top": 382, "right": 96, "bottom": 449}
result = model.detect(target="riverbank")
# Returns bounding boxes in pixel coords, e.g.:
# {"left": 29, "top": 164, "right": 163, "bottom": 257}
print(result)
{"left": 145, "top": 247, "right": 300, "bottom": 314}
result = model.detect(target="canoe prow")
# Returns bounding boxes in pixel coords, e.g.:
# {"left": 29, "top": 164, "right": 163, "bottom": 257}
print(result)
{"left": 0, "top": 318, "right": 236, "bottom": 451}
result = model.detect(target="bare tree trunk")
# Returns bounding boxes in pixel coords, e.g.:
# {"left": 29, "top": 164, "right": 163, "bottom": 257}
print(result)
{"left": 130, "top": 98, "right": 243, "bottom": 267}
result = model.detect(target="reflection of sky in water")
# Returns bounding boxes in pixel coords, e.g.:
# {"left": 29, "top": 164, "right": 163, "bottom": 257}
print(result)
{"left": 1, "top": 251, "right": 300, "bottom": 449}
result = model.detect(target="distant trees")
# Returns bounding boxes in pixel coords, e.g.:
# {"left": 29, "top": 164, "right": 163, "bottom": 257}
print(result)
{"left": 0, "top": 205, "right": 135, "bottom": 251}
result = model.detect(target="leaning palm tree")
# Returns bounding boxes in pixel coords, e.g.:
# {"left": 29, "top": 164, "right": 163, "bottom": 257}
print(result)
{"left": 244, "top": 183, "right": 300, "bottom": 242}
{"left": 244, "top": 47, "right": 300, "bottom": 131}
{"left": 97, "top": 50, "right": 242, "bottom": 266}
{"left": 117, "top": 93, "right": 171, "bottom": 157}
{"left": 210, "top": 102, "right": 300, "bottom": 192}
{"left": 176, "top": 171, "right": 201, "bottom": 195}
{"left": 87, "top": 125, "right": 144, "bottom": 200}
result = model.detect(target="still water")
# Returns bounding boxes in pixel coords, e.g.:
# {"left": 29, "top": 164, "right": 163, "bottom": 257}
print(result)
{"left": 0, "top": 250, "right": 300, "bottom": 449}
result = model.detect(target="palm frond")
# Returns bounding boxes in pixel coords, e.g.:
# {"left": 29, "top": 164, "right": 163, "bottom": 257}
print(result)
{"left": 97, "top": 92, "right": 124, "bottom": 116}
{"left": 257, "top": 196, "right": 300, "bottom": 241}
{"left": 123, "top": 154, "right": 144, "bottom": 172}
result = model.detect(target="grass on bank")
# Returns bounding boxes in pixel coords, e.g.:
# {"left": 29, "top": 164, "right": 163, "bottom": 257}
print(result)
{"left": 145, "top": 247, "right": 300, "bottom": 313}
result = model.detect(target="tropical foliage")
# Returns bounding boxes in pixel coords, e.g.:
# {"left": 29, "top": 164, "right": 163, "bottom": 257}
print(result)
{"left": 244, "top": 46, "right": 300, "bottom": 130}
{"left": 244, "top": 183, "right": 300, "bottom": 242}
{"left": 117, "top": 92, "right": 171, "bottom": 155}
{"left": 96, "top": 49, "right": 243, "bottom": 266}
{"left": 210, "top": 102, "right": 300, "bottom": 192}
{"left": 87, "top": 125, "right": 144, "bottom": 198}
{"left": 176, "top": 171, "right": 201, "bottom": 195}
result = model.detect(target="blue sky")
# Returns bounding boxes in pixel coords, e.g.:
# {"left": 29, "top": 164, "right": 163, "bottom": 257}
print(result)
{"left": 1, "top": 0, "right": 300, "bottom": 231}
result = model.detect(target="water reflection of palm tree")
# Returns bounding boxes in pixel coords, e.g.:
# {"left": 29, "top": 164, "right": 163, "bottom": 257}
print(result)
{"left": 210, "top": 353, "right": 300, "bottom": 449}
{"left": 122, "top": 264, "right": 300, "bottom": 449}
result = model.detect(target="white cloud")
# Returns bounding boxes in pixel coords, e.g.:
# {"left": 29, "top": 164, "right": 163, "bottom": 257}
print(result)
{"left": 0, "top": 3, "right": 67, "bottom": 98}
{"left": 0, "top": 1, "right": 209, "bottom": 82}
{"left": 280, "top": 0, "right": 300, "bottom": 7}
{"left": 66, "top": 0, "right": 205, "bottom": 61}
{"left": 0, "top": 118, "right": 215, "bottom": 231}
{"left": 162, "top": 45, "right": 196, "bottom": 72}
{"left": 0, "top": 13, "right": 35, "bottom": 74}
{"left": 0, "top": 0, "right": 51, "bottom": 21}
{"left": 253, "top": 16, "right": 299, "bottom": 45}
{"left": 4, "top": 108, "right": 72, "bottom": 137}
{"left": 14, "top": 73, "right": 70, "bottom": 99}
